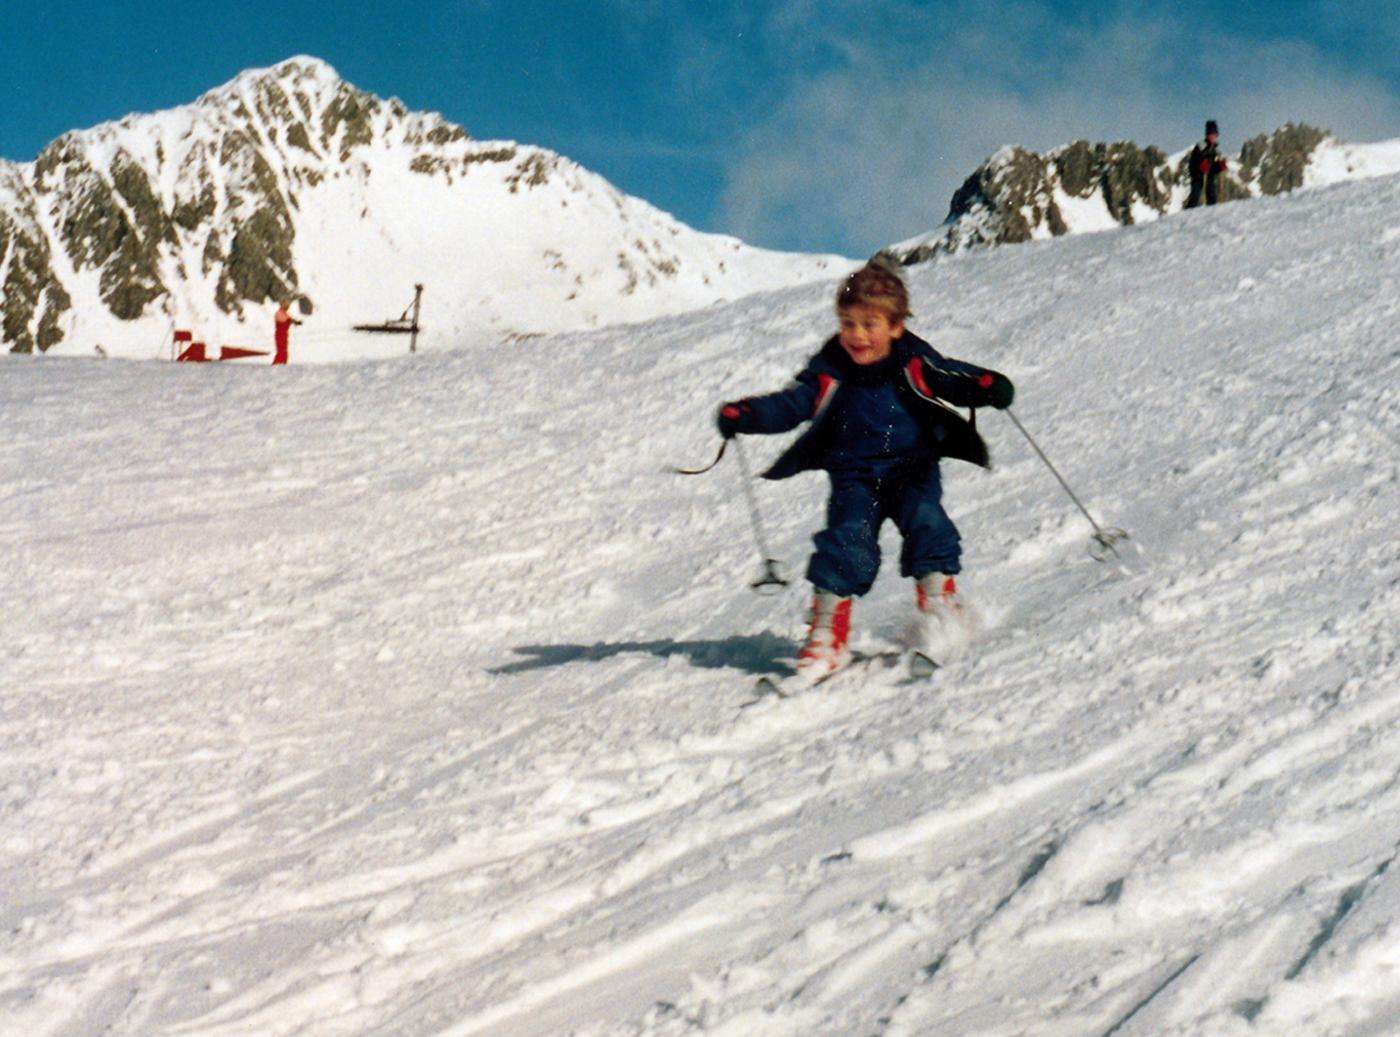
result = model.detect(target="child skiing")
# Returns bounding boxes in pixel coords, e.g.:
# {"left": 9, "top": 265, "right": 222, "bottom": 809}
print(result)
{"left": 716, "top": 260, "right": 1014, "bottom": 684}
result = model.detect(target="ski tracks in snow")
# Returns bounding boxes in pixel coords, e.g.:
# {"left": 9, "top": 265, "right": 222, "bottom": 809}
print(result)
{"left": 4, "top": 174, "right": 1400, "bottom": 1035}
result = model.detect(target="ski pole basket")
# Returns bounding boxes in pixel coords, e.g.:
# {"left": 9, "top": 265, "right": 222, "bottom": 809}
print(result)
{"left": 1005, "top": 408, "right": 1130, "bottom": 561}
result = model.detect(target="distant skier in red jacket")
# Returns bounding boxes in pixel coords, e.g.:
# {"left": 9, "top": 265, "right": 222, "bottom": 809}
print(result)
{"left": 1186, "top": 120, "right": 1228, "bottom": 209}
{"left": 273, "top": 300, "right": 302, "bottom": 365}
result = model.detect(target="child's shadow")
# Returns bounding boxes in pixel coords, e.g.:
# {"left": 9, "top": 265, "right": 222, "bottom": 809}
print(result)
{"left": 490, "top": 632, "right": 792, "bottom": 678}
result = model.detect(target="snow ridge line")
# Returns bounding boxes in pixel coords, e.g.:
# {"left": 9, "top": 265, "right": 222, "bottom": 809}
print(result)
{"left": 879, "top": 836, "right": 1064, "bottom": 1031}
{"left": 1099, "top": 953, "right": 1203, "bottom": 1037}
{"left": 847, "top": 733, "right": 1145, "bottom": 862}
{"left": 1284, "top": 851, "right": 1396, "bottom": 982}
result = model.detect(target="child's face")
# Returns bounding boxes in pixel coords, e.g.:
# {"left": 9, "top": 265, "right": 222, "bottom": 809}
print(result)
{"left": 838, "top": 304, "right": 904, "bottom": 365}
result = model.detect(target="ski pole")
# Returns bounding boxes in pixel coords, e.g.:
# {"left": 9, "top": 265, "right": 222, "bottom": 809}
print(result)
{"left": 732, "top": 439, "right": 789, "bottom": 593}
{"left": 1004, "top": 408, "right": 1129, "bottom": 561}
{"left": 672, "top": 438, "right": 788, "bottom": 592}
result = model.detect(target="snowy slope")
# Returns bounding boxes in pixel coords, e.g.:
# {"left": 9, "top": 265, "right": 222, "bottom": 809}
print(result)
{"left": 0, "top": 57, "right": 846, "bottom": 360}
{"left": 1306, "top": 137, "right": 1400, "bottom": 187}
{"left": 3, "top": 166, "right": 1400, "bottom": 1036}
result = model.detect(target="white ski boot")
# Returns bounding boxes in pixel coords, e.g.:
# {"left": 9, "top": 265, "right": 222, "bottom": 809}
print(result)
{"left": 905, "top": 573, "right": 973, "bottom": 663}
{"left": 795, "top": 588, "right": 852, "bottom": 685}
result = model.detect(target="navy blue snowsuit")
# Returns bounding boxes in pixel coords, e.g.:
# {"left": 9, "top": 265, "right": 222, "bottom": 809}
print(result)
{"left": 733, "top": 331, "right": 1003, "bottom": 597}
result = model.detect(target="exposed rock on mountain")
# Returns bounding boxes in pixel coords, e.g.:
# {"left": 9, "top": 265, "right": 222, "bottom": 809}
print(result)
{"left": 889, "top": 123, "right": 1379, "bottom": 265}
{"left": 0, "top": 57, "right": 844, "bottom": 358}
{"left": 0, "top": 164, "right": 72, "bottom": 354}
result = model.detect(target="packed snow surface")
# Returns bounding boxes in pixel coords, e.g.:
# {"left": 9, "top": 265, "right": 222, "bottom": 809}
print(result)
{"left": 3, "top": 169, "right": 1400, "bottom": 1036}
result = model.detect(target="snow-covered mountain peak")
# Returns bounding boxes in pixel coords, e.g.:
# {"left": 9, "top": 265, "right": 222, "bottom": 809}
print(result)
{"left": 2, "top": 57, "right": 846, "bottom": 360}
{"left": 217, "top": 53, "right": 346, "bottom": 97}
{"left": 189, "top": 55, "right": 449, "bottom": 158}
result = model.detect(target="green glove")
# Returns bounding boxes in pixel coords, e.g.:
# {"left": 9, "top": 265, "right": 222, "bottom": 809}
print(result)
{"left": 977, "top": 372, "right": 1015, "bottom": 409}
{"left": 716, "top": 401, "right": 751, "bottom": 439}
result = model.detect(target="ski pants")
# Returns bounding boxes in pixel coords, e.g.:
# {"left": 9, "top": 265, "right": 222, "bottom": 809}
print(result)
{"left": 1186, "top": 174, "right": 1219, "bottom": 208}
{"left": 806, "top": 463, "right": 961, "bottom": 598}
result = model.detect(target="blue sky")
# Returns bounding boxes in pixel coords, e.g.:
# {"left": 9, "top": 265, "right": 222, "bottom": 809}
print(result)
{"left": 5, "top": 1, "right": 1400, "bottom": 255}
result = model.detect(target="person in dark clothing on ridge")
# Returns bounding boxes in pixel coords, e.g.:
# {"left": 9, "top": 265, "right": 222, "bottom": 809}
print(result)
{"left": 1187, "top": 119, "right": 1228, "bottom": 208}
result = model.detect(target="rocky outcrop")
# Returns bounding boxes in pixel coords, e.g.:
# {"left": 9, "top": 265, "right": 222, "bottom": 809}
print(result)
{"left": 892, "top": 124, "right": 1334, "bottom": 265}
{"left": 1237, "top": 123, "right": 1329, "bottom": 196}
{"left": 0, "top": 163, "right": 71, "bottom": 353}
{"left": 1, "top": 58, "right": 433, "bottom": 352}
{"left": 33, "top": 138, "right": 177, "bottom": 321}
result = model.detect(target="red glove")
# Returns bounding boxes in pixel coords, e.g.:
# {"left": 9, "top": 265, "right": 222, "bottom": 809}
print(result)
{"left": 1198, "top": 159, "right": 1211, "bottom": 174}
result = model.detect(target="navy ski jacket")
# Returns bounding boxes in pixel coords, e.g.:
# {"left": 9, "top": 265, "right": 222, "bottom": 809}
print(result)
{"left": 736, "top": 331, "right": 1004, "bottom": 480}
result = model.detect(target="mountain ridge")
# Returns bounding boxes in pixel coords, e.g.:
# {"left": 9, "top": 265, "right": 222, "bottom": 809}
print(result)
{"left": 11, "top": 58, "right": 1400, "bottom": 360}
{"left": 0, "top": 56, "right": 846, "bottom": 359}
{"left": 888, "top": 123, "right": 1400, "bottom": 263}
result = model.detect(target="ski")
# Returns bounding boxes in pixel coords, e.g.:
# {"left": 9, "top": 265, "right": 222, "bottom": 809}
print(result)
{"left": 745, "top": 664, "right": 855, "bottom": 705}
{"left": 741, "top": 649, "right": 920, "bottom": 707}
{"left": 908, "top": 650, "right": 940, "bottom": 679}
{"left": 750, "top": 674, "right": 796, "bottom": 701}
